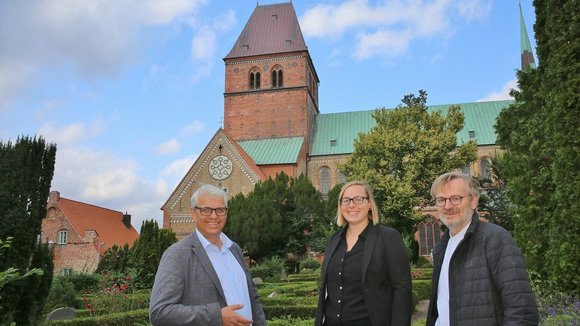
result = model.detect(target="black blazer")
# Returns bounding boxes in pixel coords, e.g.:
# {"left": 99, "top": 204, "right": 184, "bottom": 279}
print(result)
{"left": 315, "top": 224, "right": 413, "bottom": 326}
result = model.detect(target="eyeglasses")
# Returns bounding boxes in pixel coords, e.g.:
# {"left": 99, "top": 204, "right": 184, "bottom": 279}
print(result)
{"left": 194, "top": 206, "right": 228, "bottom": 216}
{"left": 340, "top": 196, "right": 369, "bottom": 206}
{"left": 434, "top": 195, "right": 469, "bottom": 207}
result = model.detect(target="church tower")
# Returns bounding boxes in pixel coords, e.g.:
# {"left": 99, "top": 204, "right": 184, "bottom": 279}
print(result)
{"left": 223, "top": 2, "right": 319, "bottom": 149}
{"left": 519, "top": 2, "right": 537, "bottom": 69}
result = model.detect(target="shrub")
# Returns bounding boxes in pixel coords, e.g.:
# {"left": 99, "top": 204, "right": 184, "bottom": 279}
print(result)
{"left": 299, "top": 258, "right": 320, "bottom": 270}
{"left": 64, "top": 273, "right": 102, "bottom": 293}
{"left": 45, "top": 308, "right": 150, "bottom": 325}
{"left": 250, "top": 256, "right": 285, "bottom": 282}
{"left": 44, "top": 276, "right": 82, "bottom": 312}
{"left": 268, "top": 316, "right": 315, "bottom": 325}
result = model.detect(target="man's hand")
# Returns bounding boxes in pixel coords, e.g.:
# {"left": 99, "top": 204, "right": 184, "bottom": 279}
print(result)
{"left": 221, "top": 304, "right": 253, "bottom": 326}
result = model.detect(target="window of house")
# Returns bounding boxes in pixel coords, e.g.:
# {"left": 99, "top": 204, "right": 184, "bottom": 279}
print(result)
{"left": 61, "top": 268, "right": 73, "bottom": 275}
{"left": 249, "top": 68, "right": 261, "bottom": 90}
{"left": 481, "top": 158, "right": 491, "bottom": 180}
{"left": 271, "top": 68, "right": 283, "bottom": 88}
{"left": 320, "top": 167, "right": 330, "bottom": 197}
{"left": 58, "top": 230, "right": 68, "bottom": 245}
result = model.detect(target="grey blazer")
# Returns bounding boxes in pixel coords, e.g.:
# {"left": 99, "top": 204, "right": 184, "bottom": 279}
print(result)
{"left": 149, "top": 232, "right": 266, "bottom": 326}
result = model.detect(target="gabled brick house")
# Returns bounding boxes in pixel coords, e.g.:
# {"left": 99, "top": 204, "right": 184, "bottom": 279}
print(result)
{"left": 41, "top": 191, "right": 139, "bottom": 275}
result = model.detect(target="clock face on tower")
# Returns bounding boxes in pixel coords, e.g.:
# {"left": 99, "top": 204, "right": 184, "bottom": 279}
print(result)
{"left": 209, "top": 155, "right": 232, "bottom": 180}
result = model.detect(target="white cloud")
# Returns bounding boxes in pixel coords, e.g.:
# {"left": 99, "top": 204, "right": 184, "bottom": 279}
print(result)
{"left": 51, "top": 146, "right": 166, "bottom": 232}
{"left": 180, "top": 120, "right": 204, "bottom": 135}
{"left": 300, "top": 0, "right": 493, "bottom": 60}
{"left": 38, "top": 121, "right": 103, "bottom": 145}
{"left": 0, "top": 0, "right": 207, "bottom": 108}
{"left": 477, "top": 78, "right": 518, "bottom": 102}
{"left": 191, "top": 27, "right": 216, "bottom": 60}
{"left": 155, "top": 138, "right": 181, "bottom": 155}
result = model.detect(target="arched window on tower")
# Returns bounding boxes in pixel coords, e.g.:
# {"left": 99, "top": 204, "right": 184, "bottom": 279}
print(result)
{"left": 481, "top": 158, "right": 491, "bottom": 180}
{"left": 320, "top": 166, "right": 331, "bottom": 198}
{"left": 271, "top": 67, "right": 283, "bottom": 87}
{"left": 249, "top": 68, "right": 261, "bottom": 90}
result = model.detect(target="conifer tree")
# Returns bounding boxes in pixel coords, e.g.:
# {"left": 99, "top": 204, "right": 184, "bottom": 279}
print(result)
{"left": 495, "top": 0, "right": 579, "bottom": 294}
{"left": 0, "top": 136, "right": 56, "bottom": 324}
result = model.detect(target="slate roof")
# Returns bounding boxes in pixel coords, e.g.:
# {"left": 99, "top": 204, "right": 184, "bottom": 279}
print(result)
{"left": 56, "top": 195, "right": 139, "bottom": 254}
{"left": 225, "top": 2, "right": 307, "bottom": 59}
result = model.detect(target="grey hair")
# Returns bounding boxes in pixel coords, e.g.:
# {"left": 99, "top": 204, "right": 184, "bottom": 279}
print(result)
{"left": 190, "top": 184, "right": 228, "bottom": 208}
{"left": 430, "top": 171, "right": 480, "bottom": 199}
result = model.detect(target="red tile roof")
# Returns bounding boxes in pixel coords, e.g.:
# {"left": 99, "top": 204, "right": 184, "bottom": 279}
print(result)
{"left": 56, "top": 195, "right": 139, "bottom": 254}
{"left": 225, "top": 2, "right": 307, "bottom": 59}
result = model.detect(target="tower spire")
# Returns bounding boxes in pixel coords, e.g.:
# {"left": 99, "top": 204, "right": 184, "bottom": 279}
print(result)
{"left": 519, "top": 2, "right": 536, "bottom": 69}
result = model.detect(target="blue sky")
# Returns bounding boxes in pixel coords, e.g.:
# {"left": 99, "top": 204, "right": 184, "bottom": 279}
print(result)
{"left": 0, "top": 0, "right": 537, "bottom": 232}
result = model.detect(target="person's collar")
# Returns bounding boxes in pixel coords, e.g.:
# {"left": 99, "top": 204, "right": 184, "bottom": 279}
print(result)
{"left": 195, "top": 229, "right": 232, "bottom": 250}
{"left": 450, "top": 219, "right": 471, "bottom": 238}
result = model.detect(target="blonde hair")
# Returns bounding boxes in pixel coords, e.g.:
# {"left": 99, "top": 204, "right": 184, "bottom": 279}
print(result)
{"left": 336, "top": 180, "right": 379, "bottom": 227}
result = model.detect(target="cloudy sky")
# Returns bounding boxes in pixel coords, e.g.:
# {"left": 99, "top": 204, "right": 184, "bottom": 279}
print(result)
{"left": 0, "top": 0, "right": 537, "bottom": 232}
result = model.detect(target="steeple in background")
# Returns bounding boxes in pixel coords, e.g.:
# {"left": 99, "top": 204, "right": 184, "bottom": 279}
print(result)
{"left": 519, "top": 2, "right": 537, "bottom": 69}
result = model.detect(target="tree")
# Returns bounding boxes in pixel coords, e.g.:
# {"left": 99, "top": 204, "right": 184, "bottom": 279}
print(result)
{"left": 225, "top": 172, "right": 326, "bottom": 263}
{"left": 128, "top": 220, "right": 177, "bottom": 289}
{"left": 311, "top": 183, "right": 342, "bottom": 252}
{"left": 96, "top": 244, "right": 131, "bottom": 274}
{"left": 0, "top": 136, "right": 56, "bottom": 325}
{"left": 341, "top": 90, "right": 477, "bottom": 239}
{"left": 495, "top": 0, "right": 579, "bottom": 294}
{"left": 477, "top": 155, "right": 514, "bottom": 232}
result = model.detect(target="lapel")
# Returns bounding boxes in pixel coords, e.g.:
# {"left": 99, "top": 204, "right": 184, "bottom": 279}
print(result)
{"left": 190, "top": 232, "right": 226, "bottom": 302}
{"left": 361, "top": 224, "right": 378, "bottom": 286}
{"left": 321, "top": 229, "right": 344, "bottom": 285}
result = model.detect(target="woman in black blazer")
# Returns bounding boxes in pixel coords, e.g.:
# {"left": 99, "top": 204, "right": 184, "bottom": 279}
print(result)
{"left": 315, "top": 180, "right": 413, "bottom": 326}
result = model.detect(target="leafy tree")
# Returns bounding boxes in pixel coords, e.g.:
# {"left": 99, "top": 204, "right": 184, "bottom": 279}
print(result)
{"left": 0, "top": 136, "right": 56, "bottom": 325}
{"left": 341, "top": 90, "right": 477, "bottom": 239}
{"left": 495, "top": 0, "right": 579, "bottom": 294}
{"left": 128, "top": 220, "right": 177, "bottom": 289}
{"left": 96, "top": 244, "right": 131, "bottom": 274}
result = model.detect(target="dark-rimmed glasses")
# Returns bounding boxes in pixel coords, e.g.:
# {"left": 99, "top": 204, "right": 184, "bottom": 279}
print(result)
{"left": 340, "top": 196, "right": 369, "bottom": 206}
{"left": 434, "top": 195, "right": 469, "bottom": 207}
{"left": 194, "top": 206, "right": 228, "bottom": 216}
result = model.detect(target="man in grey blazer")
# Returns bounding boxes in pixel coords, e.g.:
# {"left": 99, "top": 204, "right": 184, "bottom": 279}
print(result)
{"left": 150, "top": 184, "right": 266, "bottom": 326}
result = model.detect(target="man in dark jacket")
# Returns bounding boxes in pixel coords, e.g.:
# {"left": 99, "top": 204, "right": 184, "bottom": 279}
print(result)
{"left": 426, "top": 171, "right": 539, "bottom": 325}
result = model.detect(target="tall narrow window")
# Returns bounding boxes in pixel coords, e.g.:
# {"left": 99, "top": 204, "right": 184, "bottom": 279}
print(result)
{"left": 249, "top": 68, "right": 261, "bottom": 89}
{"left": 271, "top": 67, "right": 283, "bottom": 87}
{"left": 320, "top": 167, "right": 330, "bottom": 197}
{"left": 418, "top": 217, "right": 441, "bottom": 256}
{"left": 58, "top": 230, "right": 68, "bottom": 245}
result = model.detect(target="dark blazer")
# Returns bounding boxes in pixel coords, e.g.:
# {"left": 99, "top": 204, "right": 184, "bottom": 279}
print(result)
{"left": 315, "top": 224, "right": 413, "bottom": 326}
{"left": 149, "top": 231, "right": 266, "bottom": 326}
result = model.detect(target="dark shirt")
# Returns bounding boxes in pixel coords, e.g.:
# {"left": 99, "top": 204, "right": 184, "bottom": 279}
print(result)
{"left": 323, "top": 224, "right": 372, "bottom": 326}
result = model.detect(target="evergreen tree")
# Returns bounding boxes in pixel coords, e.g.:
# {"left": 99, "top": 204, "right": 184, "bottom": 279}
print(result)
{"left": 341, "top": 90, "right": 477, "bottom": 238}
{"left": 129, "top": 220, "right": 177, "bottom": 289}
{"left": 0, "top": 136, "right": 56, "bottom": 324}
{"left": 495, "top": 0, "right": 579, "bottom": 294}
{"left": 96, "top": 244, "right": 131, "bottom": 274}
{"left": 225, "top": 172, "right": 326, "bottom": 263}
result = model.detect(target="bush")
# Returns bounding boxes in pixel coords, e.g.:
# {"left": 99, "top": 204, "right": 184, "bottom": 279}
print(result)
{"left": 44, "top": 276, "right": 82, "bottom": 312}
{"left": 299, "top": 258, "right": 320, "bottom": 270}
{"left": 64, "top": 273, "right": 102, "bottom": 293}
{"left": 250, "top": 256, "right": 285, "bottom": 282}
{"left": 268, "top": 316, "right": 315, "bottom": 326}
{"left": 45, "top": 308, "right": 149, "bottom": 325}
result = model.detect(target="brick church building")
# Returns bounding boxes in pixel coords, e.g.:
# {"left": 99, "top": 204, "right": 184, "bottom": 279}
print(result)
{"left": 162, "top": 2, "right": 536, "bottom": 256}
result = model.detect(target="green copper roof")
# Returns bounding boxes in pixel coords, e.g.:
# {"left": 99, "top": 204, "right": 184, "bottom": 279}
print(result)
{"left": 238, "top": 136, "right": 304, "bottom": 164}
{"left": 309, "top": 100, "right": 513, "bottom": 156}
